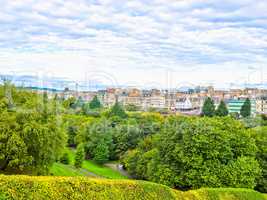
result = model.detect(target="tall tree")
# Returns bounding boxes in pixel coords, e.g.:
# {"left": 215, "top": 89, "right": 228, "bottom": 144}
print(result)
{"left": 240, "top": 98, "right": 251, "bottom": 118}
{"left": 76, "top": 119, "right": 114, "bottom": 161}
{"left": 252, "top": 126, "right": 267, "bottom": 193}
{"left": 109, "top": 102, "right": 127, "bottom": 118}
{"left": 75, "top": 144, "right": 85, "bottom": 168}
{"left": 89, "top": 96, "right": 101, "bottom": 109}
{"left": 202, "top": 97, "right": 215, "bottom": 117}
{"left": 0, "top": 85, "right": 67, "bottom": 174}
{"left": 93, "top": 140, "right": 110, "bottom": 164}
{"left": 215, "top": 100, "right": 229, "bottom": 117}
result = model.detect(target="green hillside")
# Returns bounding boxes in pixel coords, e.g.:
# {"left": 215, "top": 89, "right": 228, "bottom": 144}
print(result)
{"left": 0, "top": 175, "right": 266, "bottom": 200}
{"left": 49, "top": 148, "right": 127, "bottom": 179}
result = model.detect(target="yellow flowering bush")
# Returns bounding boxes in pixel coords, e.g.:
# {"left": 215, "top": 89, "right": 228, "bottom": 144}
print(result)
{"left": 0, "top": 175, "right": 266, "bottom": 200}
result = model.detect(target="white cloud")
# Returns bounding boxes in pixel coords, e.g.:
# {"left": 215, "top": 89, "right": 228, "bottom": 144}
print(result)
{"left": 0, "top": 0, "right": 267, "bottom": 88}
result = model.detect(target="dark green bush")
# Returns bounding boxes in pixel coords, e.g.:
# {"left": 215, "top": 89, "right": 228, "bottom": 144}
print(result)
{"left": 60, "top": 153, "right": 70, "bottom": 165}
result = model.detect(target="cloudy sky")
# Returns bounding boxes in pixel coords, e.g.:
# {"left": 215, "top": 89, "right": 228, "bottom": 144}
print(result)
{"left": 0, "top": 0, "right": 267, "bottom": 89}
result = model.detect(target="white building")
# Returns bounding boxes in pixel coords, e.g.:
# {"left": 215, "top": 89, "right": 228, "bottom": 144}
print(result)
{"left": 176, "top": 98, "right": 193, "bottom": 110}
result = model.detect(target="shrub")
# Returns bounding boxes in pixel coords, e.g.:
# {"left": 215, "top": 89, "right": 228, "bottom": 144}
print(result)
{"left": 74, "top": 144, "right": 85, "bottom": 168}
{"left": 60, "top": 153, "right": 70, "bottom": 165}
{"left": 182, "top": 188, "right": 266, "bottom": 200}
{"left": 0, "top": 175, "right": 178, "bottom": 200}
{"left": 0, "top": 175, "right": 266, "bottom": 200}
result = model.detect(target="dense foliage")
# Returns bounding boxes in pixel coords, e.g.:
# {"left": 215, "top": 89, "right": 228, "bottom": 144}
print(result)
{"left": 252, "top": 126, "right": 267, "bottom": 193}
{"left": 123, "top": 116, "right": 261, "bottom": 189}
{"left": 108, "top": 102, "right": 128, "bottom": 118}
{"left": 0, "top": 84, "right": 67, "bottom": 175}
{"left": 0, "top": 175, "right": 266, "bottom": 200}
{"left": 240, "top": 98, "right": 251, "bottom": 118}
{"left": 201, "top": 97, "right": 215, "bottom": 117}
{"left": 215, "top": 100, "right": 229, "bottom": 116}
{"left": 0, "top": 84, "right": 266, "bottom": 195}
{"left": 89, "top": 95, "right": 102, "bottom": 109}
{"left": 74, "top": 144, "right": 85, "bottom": 168}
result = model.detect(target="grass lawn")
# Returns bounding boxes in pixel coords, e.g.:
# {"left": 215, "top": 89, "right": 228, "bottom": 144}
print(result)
{"left": 82, "top": 160, "right": 127, "bottom": 179}
{"left": 50, "top": 163, "right": 83, "bottom": 176}
{"left": 50, "top": 148, "right": 127, "bottom": 179}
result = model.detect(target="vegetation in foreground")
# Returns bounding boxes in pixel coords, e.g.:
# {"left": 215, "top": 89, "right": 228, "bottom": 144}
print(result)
{"left": 50, "top": 148, "right": 127, "bottom": 179}
{"left": 0, "top": 83, "right": 266, "bottom": 195}
{"left": 0, "top": 175, "right": 266, "bottom": 200}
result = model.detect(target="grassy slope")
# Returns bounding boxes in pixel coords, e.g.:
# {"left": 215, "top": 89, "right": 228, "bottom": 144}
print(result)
{"left": 0, "top": 175, "right": 266, "bottom": 200}
{"left": 82, "top": 160, "right": 126, "bottom": 179}
{"left": 50, "top": 163, "right": 83, "bottom": 176}
{"left": 50, "top": 148, "right": 127, "bottom": 179}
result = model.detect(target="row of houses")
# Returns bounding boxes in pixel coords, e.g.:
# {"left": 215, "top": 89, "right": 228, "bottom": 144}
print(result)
{"left": 45, "top": 86, "right": 267, "bottom": 115}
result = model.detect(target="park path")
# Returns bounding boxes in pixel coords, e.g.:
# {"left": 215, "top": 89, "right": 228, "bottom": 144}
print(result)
{"left": 68, "top": 165, "right": 101, "bottom": 178}
{"left": 104, "top": 163, "right": 132, "bottom": 178}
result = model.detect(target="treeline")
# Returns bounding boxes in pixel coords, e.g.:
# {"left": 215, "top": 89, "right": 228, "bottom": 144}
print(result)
{"left": 0, "top": 83, "right": 66, "bottom": 174}
{"left": 201, "top": 97, "right": 251, "bottom": 118}
{"left": 123, "top": 116, "right": 266, "bottom": 193}
{"left": 0, "top": 83, "right": 266, "bottom": 194}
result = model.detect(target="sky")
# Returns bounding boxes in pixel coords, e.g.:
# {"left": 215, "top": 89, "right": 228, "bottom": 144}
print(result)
{"left": 0, "top": 0, "right": 267, "bottom": 89}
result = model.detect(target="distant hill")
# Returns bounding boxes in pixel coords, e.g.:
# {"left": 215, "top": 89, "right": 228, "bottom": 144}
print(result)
{"left": 0, "top": 175, "right": 266, "bottom": 200}
{"left": 0, "top": 74, "right": 109, "bottom": 91}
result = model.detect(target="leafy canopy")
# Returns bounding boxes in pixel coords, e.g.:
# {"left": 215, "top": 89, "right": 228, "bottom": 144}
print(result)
{"left": 0, "top": 84, "right": 67, "bottom": 174}
{"left": 124, "top": 116, "right": 261, "bottom": 189}
{"left": 215, "top": 100, "right": 228, "bottom": 117}
{"left": 89, "top": 96, "right": 101, "bottom": 109}
{"left": 240, "top": 98, "right": 251, "bottom": 118}
{"left": 202, "top": 97, "right": 215, "bottom": 117}
{"left": 109, "top": 102, "right": 127, "bottom": 118}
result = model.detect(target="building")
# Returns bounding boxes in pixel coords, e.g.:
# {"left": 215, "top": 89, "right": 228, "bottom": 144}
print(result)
{"left": 227, "top": 99, "right": 256, "bottom": 115}
{"left": 230, "top": 89, "right": 243, "bottom": 99}
{"left": 176, "top": 98, "right": 193, "bottom": 111}
{"left": 149, "top": 95, "right": 165, "bottom": 109}
{"left": 256, "top": 97, "right": 267, "bottom": 114}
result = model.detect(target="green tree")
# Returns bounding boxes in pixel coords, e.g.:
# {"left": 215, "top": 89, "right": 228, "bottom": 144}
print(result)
{"left": 113, "top": 125, "right": 143, "bottom": 159}
{"left": 63, "top": 97, "right": 76, "bottom": 109}
{"left": 75, "top": 144, "right": 85, "bottom": 168}
{"left": 125, "top": 104, "right": 140, "bottom": 112}
{"left": 60, "top": 152, "right": 70, "bottom": 165}
{"left": 93, "top": 140, "right": 109, "bottom": 164}
{"left": 89, "top": 96, "right": 101, "bottom": 109}
{"left": 252, "top": 126, "right": 267, "bottom": 193}
{"left": 240, "top": 98, "right": 251, "bottom": 118}
{"left": 0, "top": 85, "right": 67, "bottom": 174}
{"left": 76, "top": 119, "right": 114, "bottom": 161}
{"left": 215, "top": 100, "right": 228, "bottom": 116}
{"left": 202, "top": 97, "right": 215, "bottom": 117}
{"left": 63, "top": 114, "right": 93, "bottom": 147}
{"left": 109, "top": 102, "right": 127, "bottom": 118}
{"left": 124, "top": 116, "right": 261, "bottom": 189}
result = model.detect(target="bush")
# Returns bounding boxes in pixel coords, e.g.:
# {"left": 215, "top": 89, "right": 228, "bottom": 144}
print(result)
{"left": 0, "top": 175, "right": 178, "bottom": 200}
{"left": 181, "top": 188, "right": 267, "bottom": 200}
{"left": 93, "top": 141, "right": 110, "bottom": 164}
{"left": 74, "top": 144, "right": 85, "bottom": 168}
{"left": 60, "top": 153, "right": 70, "bottom": 165}
{"left": 0, "top": 175, "right": 266, "bottom": 200}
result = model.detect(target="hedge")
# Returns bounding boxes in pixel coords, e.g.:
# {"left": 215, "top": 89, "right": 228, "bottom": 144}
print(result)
{"left": 0, "top": 175, "right": 178, "bottom": 200}
{"left": 180, "top": 188, "right": 267, "bottom": 200}
{"left": 0, "top": 175, "right": 266, "bottom": 200}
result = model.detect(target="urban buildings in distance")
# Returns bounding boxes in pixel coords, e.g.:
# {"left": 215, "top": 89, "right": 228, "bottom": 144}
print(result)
{"left": 34, "top": 86, "right": 267, "bottom": 115}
